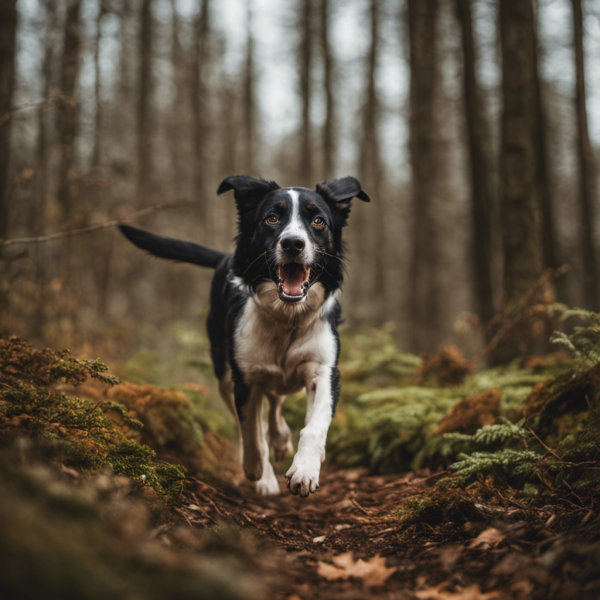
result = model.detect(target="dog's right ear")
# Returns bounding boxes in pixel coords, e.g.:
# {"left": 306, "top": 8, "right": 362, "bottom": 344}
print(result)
{"left": 217, "top": 175, "right": 280, "bottom": 216}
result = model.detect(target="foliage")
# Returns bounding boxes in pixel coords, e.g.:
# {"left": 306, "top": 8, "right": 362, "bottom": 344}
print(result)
{"left": 550, "top": 305, "right": 600, "bottom": 369}
{"left": 0, "top": 335, "right": 186, "bottom": 501}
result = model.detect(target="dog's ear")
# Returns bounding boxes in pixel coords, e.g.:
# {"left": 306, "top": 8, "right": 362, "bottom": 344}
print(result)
{"left": 217, "top": 175, "right": 280, "bottom": 216}
{"left": 315, "top": 177, "right": 370, "bottom": 223}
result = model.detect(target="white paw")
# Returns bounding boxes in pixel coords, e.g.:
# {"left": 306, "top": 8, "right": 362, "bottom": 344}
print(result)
{"left": 255, "top": 463, "right": 280, "bottom": 496}
{"left": 285, "top": 461, "right": 320, "bottom": 497}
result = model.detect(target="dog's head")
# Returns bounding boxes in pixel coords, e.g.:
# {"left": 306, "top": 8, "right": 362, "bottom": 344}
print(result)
{"left": 218, "top": 175, "right": 370, "bottom": 303}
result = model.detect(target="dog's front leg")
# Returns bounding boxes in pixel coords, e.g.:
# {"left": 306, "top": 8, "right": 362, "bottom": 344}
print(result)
{"left": 285, "top": 364, "right": 339, "bottom": 497}
{"left": 235, "top": 382, "right": 280, "bottom": 495}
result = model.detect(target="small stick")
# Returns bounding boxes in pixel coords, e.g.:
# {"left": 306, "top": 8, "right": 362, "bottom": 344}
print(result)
{"left": 0, "top": 199, "right": 193, "bottom": 247}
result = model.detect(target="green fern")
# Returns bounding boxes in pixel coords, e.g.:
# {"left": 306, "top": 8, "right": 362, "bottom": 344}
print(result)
{"left": 550, "top": 305, "right": 600, "bottom": 368}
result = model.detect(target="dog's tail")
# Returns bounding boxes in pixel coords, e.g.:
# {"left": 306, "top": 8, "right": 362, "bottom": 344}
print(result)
{"left": 118, "top": 224, "right": 226, "bottom": 268}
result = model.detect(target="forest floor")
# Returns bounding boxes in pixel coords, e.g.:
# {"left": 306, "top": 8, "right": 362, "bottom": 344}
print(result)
{"left": 2, "top": 322, "right": 600, "bottom": 599}
{"left": 175, "top": 461, "right": 600, "bottom": 600}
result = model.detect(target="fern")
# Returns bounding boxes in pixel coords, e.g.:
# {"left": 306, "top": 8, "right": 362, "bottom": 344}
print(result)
{"left": 449, "top": 449, "right": 542, "bottom": 484}
{"left": 550, "top": 305, "right": 600, "bottom": 368}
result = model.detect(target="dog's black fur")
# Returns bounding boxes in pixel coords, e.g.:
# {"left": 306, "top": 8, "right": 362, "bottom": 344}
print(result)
{"left": 119, "top": 175, "right": 369, "bottom": 496}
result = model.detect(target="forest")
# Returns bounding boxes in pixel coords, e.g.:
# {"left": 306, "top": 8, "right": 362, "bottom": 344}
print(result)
{"left": 1, "top": 0, "right": 600, "bottom": 598}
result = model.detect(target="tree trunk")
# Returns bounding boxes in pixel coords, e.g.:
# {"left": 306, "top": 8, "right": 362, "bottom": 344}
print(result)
{"left": 137, "top": 0, "right": 153, "bottom": 204}
{"left": 299, "top": 0, "right": 313, "bottom": 185}
{"left": 321, "top": 0, "right": 334, "bottom": 179}
{"left": 455, "top": 0, "right": 495, "bottom": 325}
{"left": 572, "top": 0, "right": 599, "bottom": 309}
{"left": 0, "top": 0, "right": 17, "bottom": 241}
{"left": 191, "top": 0, "right": 210, "bottom": 215}
{"left": 243, "top": 0, "right": 256, "bottom": 174}
{"left": 91, "top": 1, "right": 105, "bottom": 168}
{"left": 56, "top": 0, "right": 82, "bottom": 217}
{"left": 408, "top": 0, "right": 441, "bottom": 352}
{"left": 499, "top": 0, "right": 540, "bottom": 307}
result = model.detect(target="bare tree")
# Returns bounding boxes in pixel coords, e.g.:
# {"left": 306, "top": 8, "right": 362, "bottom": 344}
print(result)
{"left": 91, "top": 0, "right": 106, "bottom": 168}
{"left": 321, "top": 0, "right": 334, "bottom": 179}
{"left": 56, "top": 0, "right": 82, "bottom": 216}
{"left": 137, "top": 0, "right": 153, "bottom": 204}
{"left": 0, "top": 0, "right": 17, "bottom": 241}
{"left": 499, "top": 0, "right": 541, "bottom": 308}
{"left": 455, "top": 0, "right": 495, "bottom": 325}
{"left": 243, "top": 0, "right": 256, "bottom": 174}
{"left": 299, "top": 0, "right": 313, "bottom": 185}
{"left": 408, "top": 0, "right": 442, "bottom": 352}
{"left": 572, "top": 0, "right": 599, "bottom": 309}
{"left": 191, "top": 0, "right": 210, "bottom": 216}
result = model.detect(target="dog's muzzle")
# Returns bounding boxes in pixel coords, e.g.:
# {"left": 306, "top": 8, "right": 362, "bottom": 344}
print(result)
{"left": 277, "top": 263, "right": 311, "bottom": 302}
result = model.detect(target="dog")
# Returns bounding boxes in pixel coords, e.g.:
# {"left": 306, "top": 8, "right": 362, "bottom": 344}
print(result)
{"left": 119, "top": 175, "right": 370, "bottom": 496}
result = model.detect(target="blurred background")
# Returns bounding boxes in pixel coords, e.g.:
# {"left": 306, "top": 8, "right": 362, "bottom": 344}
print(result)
{"left": 1, "top": 0, "right": 599, "bottom": 359}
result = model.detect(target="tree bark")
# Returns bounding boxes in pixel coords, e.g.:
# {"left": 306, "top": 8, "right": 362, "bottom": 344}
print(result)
{"left": 91, "top": 1, "right": 105, "bottom": 168}
{"left": 321, "top": 0, "right": 334, "bottom": 179}
{"left": 191, "top": 0, "right": 210, "bottom": 215}
{"left": 499, "top": 0, "right": 541, "bottom": 307}
{"left": 137, "top": 0, "right": 153, "bottom": 204}
{"left": 299, "top": 0, "right": 313, "bottom": 185}
{"left": 455, "top": 0, "right": 495, "bottom": 325}
{"left": 572, "top": 0, "right": 599, "bottom": 309}
{"left": 408, "top": 0, "right": 441, "bottom": 352}
{"left": 0, "top": 0, "right": 17, "bottom": 241}
{"left": 243, "top": 0, "right": 256, "bottom": 174}
{"left": 56, "top": 0, "right": 82, "bottom": 217}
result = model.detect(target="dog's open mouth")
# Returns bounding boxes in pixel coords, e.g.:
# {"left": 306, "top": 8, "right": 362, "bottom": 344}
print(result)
{"left": 277, "top": 263, "right": 311, "bottom": 302}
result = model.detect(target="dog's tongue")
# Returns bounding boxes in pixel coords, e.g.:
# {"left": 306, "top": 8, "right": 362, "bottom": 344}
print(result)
{"left": 281, "top": 263, "right": 307, "bottom": 297}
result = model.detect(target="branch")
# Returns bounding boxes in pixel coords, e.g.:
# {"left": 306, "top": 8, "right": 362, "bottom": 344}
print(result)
{"left": 0, "top": 200, "right": 193, "bottom": 248}
{"left": 0, "top": 95, "right": 69, "bottom": 128}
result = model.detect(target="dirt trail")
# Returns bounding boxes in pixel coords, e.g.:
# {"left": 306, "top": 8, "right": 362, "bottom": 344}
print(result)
{"left": 176, "top": 467, "right": 600, "bottom": 599}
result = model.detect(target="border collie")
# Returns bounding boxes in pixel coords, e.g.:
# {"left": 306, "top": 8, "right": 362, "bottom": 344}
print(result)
{"left": 119, "top": 176, "right": 370, "bottom": 496}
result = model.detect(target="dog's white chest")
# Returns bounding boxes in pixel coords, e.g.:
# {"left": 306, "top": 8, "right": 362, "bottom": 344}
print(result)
{"left": 234, "top": 297, "right": 336, "bottom": 395}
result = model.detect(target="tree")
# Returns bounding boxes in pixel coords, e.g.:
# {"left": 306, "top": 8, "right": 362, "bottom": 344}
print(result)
{"left": 455, "top": 0, "right": 495, "bottom": 325}
{"left": 299, "top": 0, "right": 313, "bottom": 185}
{"left": 137, "top": 0, "right": 153, "bottom": 204}
{"left": 321, "top": 0, "right": 334, "bottom": 179}
{"left": 408, "top": 0, "right": 442, "bottom": 352}
{"left": 91, "top": 0, "right": 106, "bottom": 168}
{"left": 243, "top": 0, "right": 256, "bottom": 174}
{"left": 572, "top": 0, "right": 599, "bottom": 309}
{"left": 56, "top": 0, "right": 82, "bottom": 216}
{"left": 498, "top": 0, "right": 541, "bottom": 308}
{"left": 0, "top": 0, "right": 17, "bottom": 241}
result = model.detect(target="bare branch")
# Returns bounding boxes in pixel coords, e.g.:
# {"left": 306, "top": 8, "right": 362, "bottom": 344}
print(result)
{"left": 0, "top": 200, "right": 193, "bottom": 247}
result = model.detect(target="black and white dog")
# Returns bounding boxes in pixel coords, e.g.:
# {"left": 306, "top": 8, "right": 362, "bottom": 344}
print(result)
{"left": 119, "top": 176, "right": 370, "bottom": 497}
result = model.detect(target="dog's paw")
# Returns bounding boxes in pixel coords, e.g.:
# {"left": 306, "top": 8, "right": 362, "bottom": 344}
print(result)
{"left": 285, "top": 462, "right": 320, "bottom": 497}
{"left": 255, "top": 464, "right": 280, "bottom": 496}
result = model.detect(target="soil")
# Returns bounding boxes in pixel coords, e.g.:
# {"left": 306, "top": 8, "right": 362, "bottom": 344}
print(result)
{"left": 175, "top": 465, "right": 600, "bottom": 599}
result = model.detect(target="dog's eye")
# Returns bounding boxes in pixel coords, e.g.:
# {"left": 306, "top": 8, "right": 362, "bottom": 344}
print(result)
{"left": 313, "top": 217, "right": 325, "bottom": 228}
{"left": 265, "top": 214, "right": 279, "bottom": 225}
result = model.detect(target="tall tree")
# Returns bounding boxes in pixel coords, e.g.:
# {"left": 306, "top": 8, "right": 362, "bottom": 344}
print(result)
{"left": 299, "top": 0, "right": 313, "bottom": 184}
{"left": 56, "top": 0, "right": 82, "bottom": 216}
{"left": 320, "top": 0, "right": 334, "bottom": 179}
{"left": 0, "top": 0, "right": 17, "bottom": 241}
{"left": 191, "top": 0, "right": 210, "bottom": 216}
{"left": 572, "top": 0, "right": 599, "bottom": 309}
{"left": 243, "top": 0, "right": 256, "bottom": 174}
{"left": 137, "top": 0, "right": 153, "bottom": 204}
{"left": 408, "top": 0, "right": 441, "bottom": 351}
{"left": 91, "top": 0, "right": 106, "bottom": 168}
{"left": 455, "top": 0, "right": 495, "bottom": 325}
{"left": 357, "top": 0, "right": 385, "bottom": 319}
{"left": 498, "top": 0, "right": 540, "bottom": 308}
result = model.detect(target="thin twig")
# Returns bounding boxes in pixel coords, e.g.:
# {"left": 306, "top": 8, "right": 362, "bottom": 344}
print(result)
{"left": 0, "top": 200, "right": 193, "bottom": 247}
{"left": 526, "top": 426, "right": 563, "bottom": 461}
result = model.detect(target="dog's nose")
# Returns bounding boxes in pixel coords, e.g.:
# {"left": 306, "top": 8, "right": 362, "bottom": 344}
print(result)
{"left": 280, "top": 236, "right": 305, "bottom": 256}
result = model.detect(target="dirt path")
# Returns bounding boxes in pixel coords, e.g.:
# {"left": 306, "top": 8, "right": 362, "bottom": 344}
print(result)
{"left": 174, "top": 467, "right": 600, "bottom": 599}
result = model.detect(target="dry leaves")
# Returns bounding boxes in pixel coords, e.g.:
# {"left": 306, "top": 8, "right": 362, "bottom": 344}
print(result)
{"left": 317, "top": 552, "right": 396, "bottom": 587}
{"left": 415, "top": 583, "right": 502, "bottom": 600}
{"left": 469, "top": 528, "right": 504, "bottom": 550}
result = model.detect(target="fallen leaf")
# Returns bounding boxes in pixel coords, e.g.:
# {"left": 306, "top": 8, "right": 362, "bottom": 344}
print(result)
{"left": 317, "top": 552, "right": 396, "bottom": 587}
{"left": 415, "top": 583, "right": 501, "bottom": 599}
{"left": 469, "top": 527, "right": 504, "bottom": 549}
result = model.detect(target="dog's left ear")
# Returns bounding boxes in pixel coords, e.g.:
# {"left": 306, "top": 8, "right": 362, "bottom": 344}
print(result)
{"left": 315, "top": 177, "right": 370, "bottom": 223}
{"left": 217, "top": 175, "right": 280, "bottom": 216}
